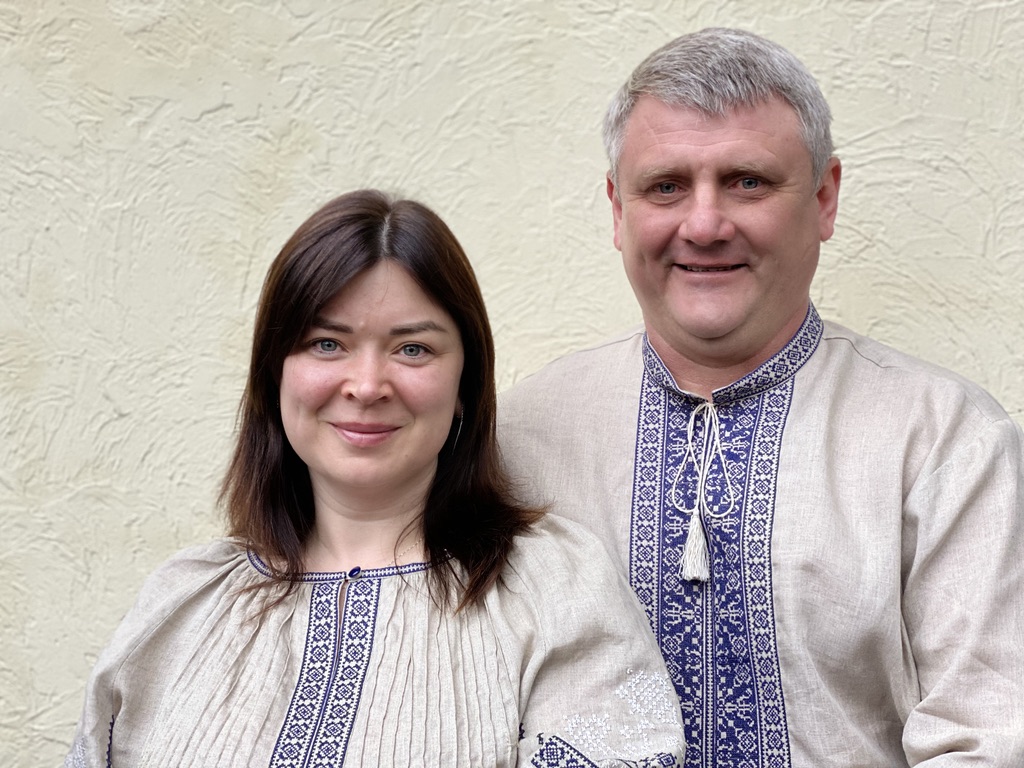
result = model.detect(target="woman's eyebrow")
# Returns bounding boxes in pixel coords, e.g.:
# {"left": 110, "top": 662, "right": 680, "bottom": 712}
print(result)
{"left": 390, "top": 320, "right": 449, "bottom": 336}
{"left": 310, "top": 318, "right": 353, "bottom": 333}
{"left": 308, "top": 319, "right": 449, "bottom": 335}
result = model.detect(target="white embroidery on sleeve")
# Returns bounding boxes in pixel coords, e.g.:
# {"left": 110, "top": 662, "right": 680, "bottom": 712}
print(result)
{"left": 562, "top": 667, "right": 680, "bottom": 755}
{"left": 615, "top": 667, "right": 680, "bottom": 752}
{"left": 63, "top": 738, "right": 87, "bottom": 768}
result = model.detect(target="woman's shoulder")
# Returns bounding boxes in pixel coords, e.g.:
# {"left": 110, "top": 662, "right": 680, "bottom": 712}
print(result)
{"left": 116, "top": 538, "right": 259, "bottom": 635}
{"left": 136, "top": 537, "right": 252, "bottom": 594}
{"left": 153, "top": 536, "right": 249, "bottom": 569}
{"left": 502, "top": 513, "right": 629, "bottom": 598}
{"left": 509, "top": 512, "right": 616, "bottom": 561}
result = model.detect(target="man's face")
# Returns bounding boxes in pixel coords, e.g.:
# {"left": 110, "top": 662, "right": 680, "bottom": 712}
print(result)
{"left": 609, "top": 96, "right": 840, "bottom": 373}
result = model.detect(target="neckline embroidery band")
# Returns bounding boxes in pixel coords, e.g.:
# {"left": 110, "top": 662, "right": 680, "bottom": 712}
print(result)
{"left": 269, "top": 577, "right": 381, "bottom": 768}
{"left": 630, "top": 305, "right": 822, "bottom": 767}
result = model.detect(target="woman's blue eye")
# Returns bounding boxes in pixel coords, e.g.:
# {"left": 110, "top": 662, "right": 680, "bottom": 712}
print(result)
{"left": 401, "top": 344, "right": 426, "bottom": 358}
{"left": 315, "top": 339, "right": 339, "bottom": 353}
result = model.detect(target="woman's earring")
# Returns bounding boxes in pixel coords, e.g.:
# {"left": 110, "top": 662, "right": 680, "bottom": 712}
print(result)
{"left": 451, "top": 410, "right": 464, "bottom": 453}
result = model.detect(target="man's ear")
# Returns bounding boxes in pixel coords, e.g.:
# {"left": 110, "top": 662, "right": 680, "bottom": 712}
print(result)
{"left": 817, "top": 157, "right": 842, "bottom": 242}
{"left": 608, "top": 173, "right": 623, "bottom": 251}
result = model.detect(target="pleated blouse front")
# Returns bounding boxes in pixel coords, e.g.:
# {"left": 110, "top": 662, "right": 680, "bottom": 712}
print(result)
{"left": 65, "top": 515, "right": 686, "bottom": 767}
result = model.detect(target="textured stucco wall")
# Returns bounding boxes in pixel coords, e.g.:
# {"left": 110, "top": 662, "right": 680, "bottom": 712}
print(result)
{"left": 2, "top": 1, "right": 1022, "bottom": 763}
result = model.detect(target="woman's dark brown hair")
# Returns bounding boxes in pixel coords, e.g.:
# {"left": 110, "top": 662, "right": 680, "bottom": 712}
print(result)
{"left": 221, "top": 189, "right": 541, "bottom": 608}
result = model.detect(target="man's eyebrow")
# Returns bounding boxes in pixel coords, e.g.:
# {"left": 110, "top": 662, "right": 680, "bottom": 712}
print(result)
{"left": 729, "top": 160, "right": 775, "bottom": 176}
{"left": 637, "top": 166, "right": 680, "bottom": 182}
{"left": 635, "top": 159, "right": 776, "bottom": 181}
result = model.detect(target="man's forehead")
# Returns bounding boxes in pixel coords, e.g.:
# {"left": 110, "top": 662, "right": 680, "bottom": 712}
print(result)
{"left": 629, "top": 94, "right": 800, "bottom": 131}
{"left": 620, "top": 95, "right": 810, "bottom": 169}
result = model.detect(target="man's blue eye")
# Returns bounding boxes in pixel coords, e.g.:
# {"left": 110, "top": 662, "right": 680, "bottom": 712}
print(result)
{"left": 739, "top": 177, "right": 760, "bottom": 190}
{"left": 656, "top": 182, "right": 677, "bottom": 194}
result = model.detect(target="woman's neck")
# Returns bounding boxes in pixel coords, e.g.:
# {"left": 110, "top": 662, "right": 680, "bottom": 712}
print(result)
{"left": 303, "top": 483, "right": 427, "bottom": 573}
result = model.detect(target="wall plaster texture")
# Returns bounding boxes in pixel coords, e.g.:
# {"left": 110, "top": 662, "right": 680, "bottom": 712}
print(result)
{"left": 1, "top": 1, "right": 1022, "bottom": 763}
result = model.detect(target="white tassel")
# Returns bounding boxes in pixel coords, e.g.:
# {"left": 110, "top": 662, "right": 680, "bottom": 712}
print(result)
{"left": 669, "top": 400, "right": 732, "bottom": 584}
{"left": 681, "top": 511, "right": 710, "bottom": 582}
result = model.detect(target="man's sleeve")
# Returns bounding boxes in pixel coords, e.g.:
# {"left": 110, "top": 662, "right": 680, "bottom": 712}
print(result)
{"left": 901, "top": 416, "right": 1024, "bottom": 764}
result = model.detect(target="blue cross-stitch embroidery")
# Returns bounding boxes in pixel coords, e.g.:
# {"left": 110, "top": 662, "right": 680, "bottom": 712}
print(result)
{"left": 630, "top": 306, "right": 822, "bottom": 768}
{"left": 269, "top": 577, "right": 381, "bottom": 768}
{"left": 529, "top": 734, "right": 681, "bottom": 768}
{"left": 529, "top": 734, "right": 597, "bottom": 768}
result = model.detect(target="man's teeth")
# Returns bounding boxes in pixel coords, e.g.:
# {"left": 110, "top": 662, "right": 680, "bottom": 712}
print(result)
{"left": 681, "top": 265, "right": 737, "bottom": 272}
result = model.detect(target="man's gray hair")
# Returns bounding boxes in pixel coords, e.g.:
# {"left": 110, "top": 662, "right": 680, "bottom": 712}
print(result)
{"left": 603, "top": 28, "right": 834, "bottom": 185}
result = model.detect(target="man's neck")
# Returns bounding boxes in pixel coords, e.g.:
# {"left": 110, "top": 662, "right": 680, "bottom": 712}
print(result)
{"left": 655, "top": 351, "right": 768, "bottom": 400}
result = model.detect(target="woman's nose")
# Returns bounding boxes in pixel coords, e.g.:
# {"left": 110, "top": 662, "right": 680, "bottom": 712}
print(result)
{"left": 340, "top": 353, "right": 392, "bottom": 403}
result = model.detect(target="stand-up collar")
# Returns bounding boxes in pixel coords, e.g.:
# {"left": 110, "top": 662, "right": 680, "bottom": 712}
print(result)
{"left": 641, "top": 304, "right": 824, "bottom": 404}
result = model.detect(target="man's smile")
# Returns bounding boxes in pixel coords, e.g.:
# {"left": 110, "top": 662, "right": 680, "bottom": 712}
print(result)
{"left": 676, "top": 264, "right": 745, "bottom": 272}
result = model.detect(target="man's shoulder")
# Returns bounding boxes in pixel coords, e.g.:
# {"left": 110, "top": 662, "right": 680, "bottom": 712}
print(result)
{"left": 818, "top": 319, "right": 1011, "bottom": 423}
{"left": 502, "top": 326, "right": 645, "bottom": 401}
{"left": 497, "top": 328, "right": 647, "bottom": 457}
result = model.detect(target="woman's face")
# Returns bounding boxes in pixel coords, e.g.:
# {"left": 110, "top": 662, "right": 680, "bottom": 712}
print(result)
{"left": 279, "top": 260, "right": 464, "bottom": 509}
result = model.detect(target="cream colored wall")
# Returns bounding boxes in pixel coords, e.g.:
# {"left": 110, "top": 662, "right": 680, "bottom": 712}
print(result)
{"left": 2, "top": 1, "right": 1022, "bottom": 762}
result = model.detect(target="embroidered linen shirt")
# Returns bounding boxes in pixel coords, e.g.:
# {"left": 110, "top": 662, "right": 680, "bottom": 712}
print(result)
{"left": 64, "top": 515, "right": 686, "bottom": 767}
{"left": 497, "top": 306, "right": 1024, "bottom": 767}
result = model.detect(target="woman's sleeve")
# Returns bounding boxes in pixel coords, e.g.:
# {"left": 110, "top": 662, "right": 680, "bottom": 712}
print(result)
{"left": 505, "top": 515, "right": 687, "bottom": 767}
{"left": 63, "top": 651, "right": 119, "bottom": 768}
{"left": 63, "top": 573, "right": 157, "bottom": 768}
{"left": 62, "top": 540, "right": 245, "bottom": 768}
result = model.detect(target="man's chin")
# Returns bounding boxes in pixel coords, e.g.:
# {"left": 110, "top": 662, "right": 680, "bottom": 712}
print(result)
{"left": 671, "top": 312, "right": 749, "bottom": 347}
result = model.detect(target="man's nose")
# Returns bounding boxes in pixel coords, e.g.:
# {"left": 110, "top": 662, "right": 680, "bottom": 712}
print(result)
{"left": 679, "top": 188, "right": 734, "bottom": 246}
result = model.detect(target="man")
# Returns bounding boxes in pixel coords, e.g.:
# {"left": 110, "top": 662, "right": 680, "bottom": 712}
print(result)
{"left": 498, "top": 27, "right": 1024, "bottom": 766}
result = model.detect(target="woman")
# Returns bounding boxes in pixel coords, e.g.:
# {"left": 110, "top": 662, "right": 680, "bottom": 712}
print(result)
{"left": 64, "top": 190, "right": 685, "bottom": 767}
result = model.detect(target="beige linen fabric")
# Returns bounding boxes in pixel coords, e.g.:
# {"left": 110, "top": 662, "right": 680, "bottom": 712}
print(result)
{"left": 64, "top": 514, "right": 685, "bottom": 767}
{"left": 497, "top": 313, "right": 1024, "bottom": 766}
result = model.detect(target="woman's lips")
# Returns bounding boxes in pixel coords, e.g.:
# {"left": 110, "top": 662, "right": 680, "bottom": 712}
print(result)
{"left": 331, "top": 422, "right": 399, "bottom": 447}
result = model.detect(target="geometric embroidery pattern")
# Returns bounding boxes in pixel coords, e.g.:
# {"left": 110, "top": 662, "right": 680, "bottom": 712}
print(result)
{"left": 535, "top": 667, "right": 683, "bottom": 765}
{"left": 260, "top": 558, "right": 427, "bottom": 768}
{"left": 629, "top": 307, "right": 822, "bottom": 768}
{"left": 529, "top": 733, "right": 599, "bottom": 767}
{"left": 613, "top": 667, "right": 683, "bottom": 753}
{"left": 529, "top": 733, "right": 681, "bottom": 768}
{"left": 270, "top": 581, "right": 344, "bottom": 768}
{"left": 305, "top": 578, "right": 379, "bottom": 768}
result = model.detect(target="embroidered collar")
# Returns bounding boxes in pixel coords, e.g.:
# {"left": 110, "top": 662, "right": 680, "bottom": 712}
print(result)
{"left": 641, "top": 304, "right": 824, "bottom": 404}
{"left": 247, "top": 550, "right": 432, "bottom": 583}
